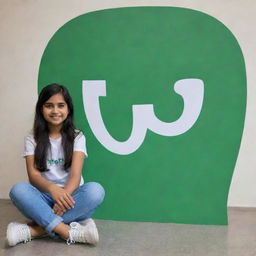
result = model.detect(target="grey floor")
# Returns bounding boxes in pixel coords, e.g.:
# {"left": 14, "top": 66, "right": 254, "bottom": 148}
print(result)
{"left": 1, "top": 199, "right": 256, "bottom": 256}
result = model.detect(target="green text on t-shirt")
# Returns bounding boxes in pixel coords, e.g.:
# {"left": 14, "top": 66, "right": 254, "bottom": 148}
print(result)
{"left": 47, "top": 158, "right": 64, "bottom": 165}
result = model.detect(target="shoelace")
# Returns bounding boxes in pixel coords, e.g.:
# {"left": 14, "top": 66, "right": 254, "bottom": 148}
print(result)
{"left": 66, "top": 222, "right": 87, "bottom": 245}
{"left": 67, "top": 223, "right": 77, "bottom": 245}
{"left": 67, "top": 222, "right": 76, "bottom": 245}
{"left": 19, "top": 225, "right": 31, "bottom": 244}
{"left": 66, "top": 238, "right": 75, "bottom": 245}
{"left": 23, "top": 237, "right": 31, "bottom": 244}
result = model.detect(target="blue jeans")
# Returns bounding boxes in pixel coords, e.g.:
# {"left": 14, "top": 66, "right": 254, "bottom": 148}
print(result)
{"left": 9, "top": 182, "right": 105, "bottom": 237}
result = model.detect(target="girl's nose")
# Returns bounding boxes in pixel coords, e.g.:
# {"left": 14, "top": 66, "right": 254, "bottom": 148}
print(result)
{"left": 52, "top": 106, "right": 58, "bottom": 113}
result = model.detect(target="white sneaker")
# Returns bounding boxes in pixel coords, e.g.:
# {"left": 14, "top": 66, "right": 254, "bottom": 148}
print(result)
{"left": 6, "top": 222, "right": 32, "bottom": 246}
{"left": 67, "top": 220, "right": 99, "bottom": 245}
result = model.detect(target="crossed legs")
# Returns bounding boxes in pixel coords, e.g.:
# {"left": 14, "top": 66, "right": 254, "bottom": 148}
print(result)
{"left": 9, "top": 182, "right": 105, "bottom": 239}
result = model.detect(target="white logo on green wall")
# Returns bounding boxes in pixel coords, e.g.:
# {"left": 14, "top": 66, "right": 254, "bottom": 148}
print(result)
{"left": 83, "top": 79, "right": 204, "bottom": 154}
{"left": 38, "top": 7, "right": 246, "bottom": 225}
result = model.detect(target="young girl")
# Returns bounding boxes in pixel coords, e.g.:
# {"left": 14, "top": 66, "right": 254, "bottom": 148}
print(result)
{"left": 6, "top": 84, "right": 105, "bottom": 246}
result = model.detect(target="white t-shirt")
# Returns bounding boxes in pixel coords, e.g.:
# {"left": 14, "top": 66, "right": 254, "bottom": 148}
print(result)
{"left": 24, "top": 131, "right": 87, "bottom": 187}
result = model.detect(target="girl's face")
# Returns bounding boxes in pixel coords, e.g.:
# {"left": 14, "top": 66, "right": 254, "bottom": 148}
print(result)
{"left": 42, "top": 93, "right": 69, "bottom": 128}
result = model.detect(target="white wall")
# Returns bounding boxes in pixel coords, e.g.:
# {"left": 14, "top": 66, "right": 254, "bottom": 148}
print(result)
{"left": 0, "top": 0, "right": 255, "bottom": 207}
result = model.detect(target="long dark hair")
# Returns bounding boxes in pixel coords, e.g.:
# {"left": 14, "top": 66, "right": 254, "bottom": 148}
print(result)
{"left": 33, "top": 83, "right": 77, "bottom": 172}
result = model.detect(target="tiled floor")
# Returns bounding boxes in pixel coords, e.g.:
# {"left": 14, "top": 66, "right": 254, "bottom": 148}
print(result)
{"left": 1, "top": 199, "right": 256, "bottom": 256}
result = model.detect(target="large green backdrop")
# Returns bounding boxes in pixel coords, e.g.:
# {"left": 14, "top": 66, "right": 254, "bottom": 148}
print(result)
{"left": 38, "top": 7, "right": 246, "bottom": 225}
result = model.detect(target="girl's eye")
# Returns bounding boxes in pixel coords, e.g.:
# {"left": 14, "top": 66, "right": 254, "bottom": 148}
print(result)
{"left": 58, "top": 104, "right": 65, "bottom": 108}
{"left": 44, "top": 104, "right": 52, "bottom": 108}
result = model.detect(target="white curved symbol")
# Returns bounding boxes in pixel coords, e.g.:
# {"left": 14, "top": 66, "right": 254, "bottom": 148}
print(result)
{"left": 82, "top": 79, "right": 204, "bottom": 155}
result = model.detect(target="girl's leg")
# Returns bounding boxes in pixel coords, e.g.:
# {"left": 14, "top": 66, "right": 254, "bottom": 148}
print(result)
{"left": 9, "top": 182, "right": 63, "bottom": 238}
{"left": 8, "top": 182, "right": 104, "bottom": 245}
{"left": 27, "top": 222, "right": 47, "bottom": 237}
{"left": 61, "top": 182, "right": 105, "bottom": 224}
{"left": 52, "top": 183, "right": 105, "bottom": 244}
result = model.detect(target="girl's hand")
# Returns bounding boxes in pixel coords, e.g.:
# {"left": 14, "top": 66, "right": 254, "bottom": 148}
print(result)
{"left": 49, "top": 185, "right": 75, "bottom": 212}
{"left": 53, "top": 203, "right": 64, "bottom": 216}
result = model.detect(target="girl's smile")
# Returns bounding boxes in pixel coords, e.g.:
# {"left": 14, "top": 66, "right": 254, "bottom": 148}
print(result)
{"left": 42, "top": 93, "right": 69, "bottom": 128}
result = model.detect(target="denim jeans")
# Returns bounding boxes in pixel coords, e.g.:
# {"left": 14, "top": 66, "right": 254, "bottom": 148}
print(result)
{"left": 9, "top": 182, "right": 105, "bottom": 237}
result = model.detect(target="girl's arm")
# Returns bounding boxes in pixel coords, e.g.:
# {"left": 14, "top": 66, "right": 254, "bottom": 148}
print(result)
{"left": 64, "top": 151, "right": 85, "bottom": 195}
{"left": 25, "top": 155, "right": 74, "bottom": 211}
{"left": 26, "top": 155, "right": 56, "bottom": 193}
{"left": 53, "top": 151, "right": 85, "bottom": 216}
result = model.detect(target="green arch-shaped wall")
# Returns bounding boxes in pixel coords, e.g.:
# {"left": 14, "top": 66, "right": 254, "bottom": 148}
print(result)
{"left": 38, "top": 7, "right": 246, "bottom": 225}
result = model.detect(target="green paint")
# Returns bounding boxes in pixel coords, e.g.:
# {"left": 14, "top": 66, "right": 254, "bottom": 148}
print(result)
{"left": 38, "top": 7, "right": 246, "bottom": 224}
